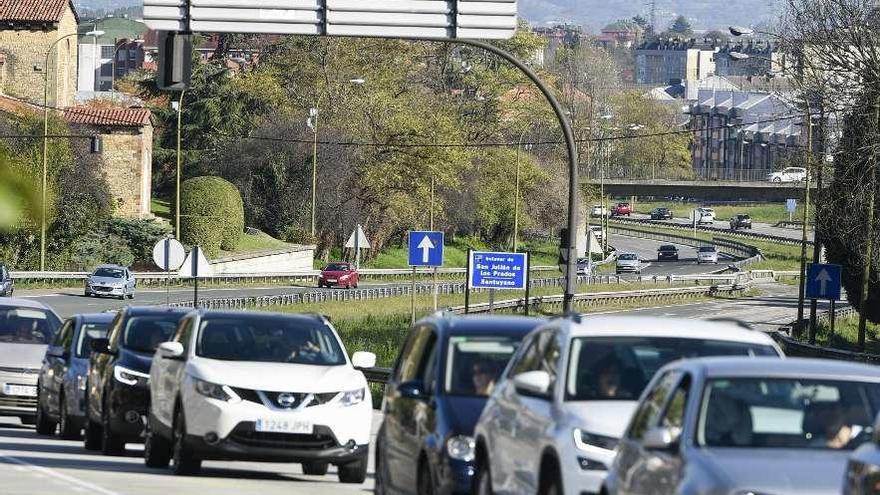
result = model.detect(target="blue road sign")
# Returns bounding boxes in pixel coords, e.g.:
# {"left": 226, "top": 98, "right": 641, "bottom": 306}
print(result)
{"left": 469, "top": 251, "right": 528, "bottom": 290}
{"left": 806, "top": 263, "right": 842, "bottom": 301}
{"left": 408, "top": 231, "right": 444, "bottom": 267}
{"left": 786, "top": 199, "right": 797, "bottom": 213}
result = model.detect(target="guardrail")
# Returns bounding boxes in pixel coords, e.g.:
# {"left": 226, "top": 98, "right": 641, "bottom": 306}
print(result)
{"left": 610, "top": 216, "right": 812, "bottom": 247}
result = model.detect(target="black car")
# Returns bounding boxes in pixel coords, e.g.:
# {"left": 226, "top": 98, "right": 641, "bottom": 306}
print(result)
{"left": 650, "top": 207, "right": 674, "bottom": 220}
{"left": 0, "top": 263, "right": 13, "bottom": 297}
{"left": 375, "top": 313, "right": 544, "bottom": 495}
{"left": 84, "top": 307, "right": 189, "bottom": 455}
{"left": 657, "top": 245, "right": 679, "bottom": 261}
{"left": 36, "top": 313, "right": 114, "bottom": 439}
{"left": 730, "top": 214, "right": 753, "bottom": 230}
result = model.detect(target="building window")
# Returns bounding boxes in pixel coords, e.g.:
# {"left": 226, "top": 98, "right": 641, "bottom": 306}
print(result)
{"left": 101, "top": 45, "right": 114, "bottom": 59}
{"left": 100, "top": 63, "right": 112, "bottom": 77}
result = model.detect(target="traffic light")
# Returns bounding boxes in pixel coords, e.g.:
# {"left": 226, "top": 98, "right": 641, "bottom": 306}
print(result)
{"left": 157, "top": 31, "right": 193, "bottom": 91}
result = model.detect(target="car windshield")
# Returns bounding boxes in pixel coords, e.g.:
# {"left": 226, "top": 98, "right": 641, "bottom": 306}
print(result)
{"left": 324, "top": 264, "right": 349, "bottom": 272}
{"left": 0, "top": 306, "right": 60, "bottom": 344}
{"left": 699, "top": 247, "right": 717, "bottom": 253}
{"left": 445, "top": 336, "right": 520, "bottom": 397}
{"left": 93, "top": 268, "right": 124, "bottom": 278}
{"left": 659, "top": 246, "right": 676, "bottom": 251}
{"left": 739, "top": 215, "right": 751, "bottom": 220}
{"left": 697, "top": 378, "right": 880, "bottom": 451}
{"left": 75, "top": 322, "right": 111, "bottom": 358}
{"left": 619, "top": 254, "right": 638, "bottom": 261}
{"left": 196, "top": 317, "right": 346, "bottom": 366}
{"left": 565, "top": 337, "right": 778, "bottom": 401}
{"left": 122, "top": 315, "right": 182, "bottom": 353}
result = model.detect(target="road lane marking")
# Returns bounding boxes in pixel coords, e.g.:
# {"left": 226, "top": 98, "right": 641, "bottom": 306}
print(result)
{"left": 0, "top": 452, "right": 124, "bottom": 495}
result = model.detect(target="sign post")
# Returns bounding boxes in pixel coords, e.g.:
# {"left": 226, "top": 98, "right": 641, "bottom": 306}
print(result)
{"left": 345, "top": 224, "right": 371, "bottom": 270}
{"left": 408, "top": 231, "right": 445, "bottom": 320}
{"left": 786, "top": 199, "right": 798, "bottom": 223}
{"left": 805, "top": 262, "right": 842, "bottom": 344}
{"left": 179, "top": 245, "right": 213, "bottom": 308}
{"left": 152, "top": 236, "right": 186, "bottom": 306}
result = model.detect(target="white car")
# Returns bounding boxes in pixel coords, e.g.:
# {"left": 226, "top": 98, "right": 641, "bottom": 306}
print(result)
{"left": 768, "top": 166, "right": 808, "bottom": 183}
{"left": 472, "top": 316, "right": 783, "bottom": 495}
{"left": 144, "top": 310, "right": 376, "bottom": 483}
{"left": 697, "top": 245, "right": 720, "bottom": 264}
{"left": 84, "top": 265, "right": 136, "bottom": 300}
{"left": 590, "top": 205, "right": 609, "bottom": 218}
{"left": 588, "top": 225, "right": 605, "bottom": 245}
{"left": 615, "top": 253, "right": 642, "bottom": 274}
{"left": 694, "top": 207, "right": 715, "bottom": 224}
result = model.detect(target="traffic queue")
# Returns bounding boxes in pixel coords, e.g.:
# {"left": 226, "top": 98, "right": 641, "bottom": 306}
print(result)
{"left": 1, "top": 294, "right": 880, "bottom": 495}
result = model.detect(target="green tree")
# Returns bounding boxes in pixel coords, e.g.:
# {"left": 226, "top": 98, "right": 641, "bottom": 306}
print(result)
{"left": 179, "top": 176, "right": 244, "bottom": 258}
{"left": 668, "top": 16, "right": 694, "bottom": 37}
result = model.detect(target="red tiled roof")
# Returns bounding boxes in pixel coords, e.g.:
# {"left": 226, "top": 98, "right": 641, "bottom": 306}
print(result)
{"left": 0, "top": 0, "right": 74, "bottom": 24}
{"left": 64, "top": 107, "right": 152, "bottom": 127}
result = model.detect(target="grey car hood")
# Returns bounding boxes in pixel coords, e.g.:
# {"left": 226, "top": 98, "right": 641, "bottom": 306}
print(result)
{"left": 0, "top": 343, "right": 48, "bottom": 370}
{"left": 694, "top": 448, "right": 850, "bottom": 495}
{"left": 88, "top": 276, "right": 124, "bottom": 285}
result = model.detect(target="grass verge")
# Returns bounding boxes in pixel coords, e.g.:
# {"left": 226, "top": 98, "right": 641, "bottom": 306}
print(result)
{"left": 808, "top": 316, "right": 880, "bottom": 355}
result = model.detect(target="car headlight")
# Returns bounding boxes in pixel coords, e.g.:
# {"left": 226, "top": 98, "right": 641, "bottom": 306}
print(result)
{"left": 193, "top": 378, "right": 239, "bottom": 402}
{"left": 574, "top": 428, "right": 619, "bottom": 452}
{"left": 446, "top": 435, "right": 475, "bottom": 462}
{"left": 113, "top": 366, "right": 149, "bottom": 387}
{"left": 338, "top": 388, "right": 365, "bottom": 407}
{"left": 77, "top": 375, "right": 88, "bottom": 391}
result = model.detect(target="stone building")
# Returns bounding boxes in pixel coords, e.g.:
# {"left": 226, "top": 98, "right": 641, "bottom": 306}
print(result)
{"left": 64, "top": 106, "right": 153, "bottom": 217}
{"left": 0, "top": 0, "right": 79, "bottom": 109}
{"left": 635, "top": 39, "right": 719, "bottom": 85}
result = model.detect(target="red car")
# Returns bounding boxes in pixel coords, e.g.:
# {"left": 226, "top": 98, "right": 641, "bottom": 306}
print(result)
{"left": 318, "top": 262, "right": 360, "bottom": 289}
{"left": 612, "top": 202, "right": 632, "bottom": 216}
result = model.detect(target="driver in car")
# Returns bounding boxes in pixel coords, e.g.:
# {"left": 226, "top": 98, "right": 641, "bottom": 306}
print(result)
{"left": 279, "top": 330, "right": 321, "bottom": 362}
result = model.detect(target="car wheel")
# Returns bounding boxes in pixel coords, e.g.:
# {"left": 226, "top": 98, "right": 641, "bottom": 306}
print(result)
{"left": 101, "top": 402, "right": 126, "bottom": 455}
{"left": 34, "top": 391, "right": 56, "bottom": 435}
{"left": 475, "top": 459, "right": 493, "bottom": 495}
{"left": 773, "top": 177, "right": 782, "bottom": 183}
{"left": 84, "top": 417, "right": 102, "bottom": 451}
{"left": 417, "top": 460, "right": 435, "bottom": 495}
{"left": 338, "top": 456, "right": 367, "bottom": 484}
{"left": 302, "top": 461, "right": 329, "bottom": 476}
{"left": 171, "top": 407, "right": 201, "bottom": 475}
{"left": 58, "top": 393, "right": 80, "bottom": 440}
{"left": 538, "top": 468, "right": 563, "bottom": 495}
{"left": 144, "top": 420, "right": 172, "bottom": 468}
{"left": 374, "top": 430, "right": 391, "bottom": 495}
{"left": 128, "top": 292, "right": 134, "bottom": 300}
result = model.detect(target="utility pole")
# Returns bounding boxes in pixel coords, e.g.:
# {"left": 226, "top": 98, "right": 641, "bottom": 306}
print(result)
{"left": 809, "top": 104, "right": 826, "bottom": 335}
{"left": 797, "top": 112, "right": 813, "bottom": 335}
{"left": 309, "top": 107, "right": 319, "bottom": 237}
{"left": 858, "top": 102, "right": 880, "bottom": 351}
{"left": 175, "top": 89, "right": 185, "bottom": 239}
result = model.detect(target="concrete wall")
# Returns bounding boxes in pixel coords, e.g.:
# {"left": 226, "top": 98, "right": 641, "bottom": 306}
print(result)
{"left": 0, "top": 8, "right": 78, "bottom": 108}
{"left": 211, "top": 247, "right": 316, "bottom": 275}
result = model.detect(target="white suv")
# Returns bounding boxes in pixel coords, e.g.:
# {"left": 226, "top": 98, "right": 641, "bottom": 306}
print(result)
{"left": 473, "top": 316, "right": 783, "bottom": 495}
{"left": 144, "top": 310, "right": 376, "bottom": 483}
{"left": 767, "top": 166, "right": 808, "bottom": 183}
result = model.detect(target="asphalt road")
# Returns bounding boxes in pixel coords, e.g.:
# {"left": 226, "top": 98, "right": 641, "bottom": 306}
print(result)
{"left": 607, "top": 235, "right": 734, "bottom": 279}
{"left": 0, "top": 413, "right": 381, "bottom": 495}
{"left": 628, "top": 213, "right": 808, "bottom": 240}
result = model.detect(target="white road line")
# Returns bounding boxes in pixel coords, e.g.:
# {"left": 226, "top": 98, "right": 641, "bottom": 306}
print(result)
{"left": 0, "top": 452, "right": 124, "bottom": 495}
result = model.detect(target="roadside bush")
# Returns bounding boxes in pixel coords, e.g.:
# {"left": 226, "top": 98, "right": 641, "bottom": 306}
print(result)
{"left": 180, "top": 176, "right": 244, "bottom": 258}
{"left": 282, "top": 225, "right": 318, "bottom": 245}
{"left": 105, "top": 218, "right": 173, "bottom": 267}
{"left": 67, "top": 232, "right": 135, "bottom": 271}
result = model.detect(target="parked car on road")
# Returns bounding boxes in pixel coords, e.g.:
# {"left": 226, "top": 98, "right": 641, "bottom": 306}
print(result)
{"left": 694, "top": 207, "right": 716, "bottom": 224}
{"left": 473, "top": 316, "right": 783, "bottom": 495}
{"left": 591, "top": 205, "right": 609, "bottom": 218}
{"left": 84, "top": 265, "right": 136, "bottom": 300}
{"left": 616, "top": 253, "right": 643, "bottom": 274}
{"left": 145, "top": 310, "right": 376, "bottom": 482}
{"left": 0, "top": 263, "right": 13, "bottom": 297}
{"left": 656, "top": 245, "right": 679, "bottom": 261}
{"left": 730, "top": 213, "right": 753, "bottom": 230}
{"left": 0, "top": 299, "right": 62, "bottom": 425}
{"left": 612, "top": 203, "right": 632, "bottom": 217}
{"left": 697, "top": 246, "right": 720, "bottom": 264}
{"left": 375, "top": 313, "right": 543, "bottom": 495}
{"left": 768, "top": 166, "right": 808, "bottom": 183}
{"left": 35, "top": 313, "right": 114, "bottom": 438}
{"left": 85, "top": 307, "right": 190, "bottom": 454}
{"left": 318, "top": 262, "right": 360, "bottom": 289}
{"left": 650, "top": 208, "right": 673, "bottom": 220}
{"left": 606, "top": 357, "right": 880, "bottom": 495}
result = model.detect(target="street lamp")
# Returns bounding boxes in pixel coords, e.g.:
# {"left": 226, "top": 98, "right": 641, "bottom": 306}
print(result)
{"left": 513, "top": 126, "right": 534, "bottom": 253}
{"left": 40, "top": 29, "right": 103, "bottom": 271}
{"left": 306, "top": 106, "right": 319, "bottom": 237}
{"left": 111, "top": 38, "right": 145, "bottom": 91}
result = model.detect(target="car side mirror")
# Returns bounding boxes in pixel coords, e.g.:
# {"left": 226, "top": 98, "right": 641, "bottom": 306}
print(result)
{"left": 158, "top": 341, "right": 185, "bottom": 360}
{"left": 351, "top": 351, "right": 377, "bottom": 370}
{"left": 513, "top": 370, "right": 552, "bottom": 398}
{"left": 89, "top": 338, "right": 112, "bottom": 355}
{"left": 398, "top": 380, "right": 428, "bottom": 400}
{"left": 642, "top": 426, "right": 680, "bottom": 451}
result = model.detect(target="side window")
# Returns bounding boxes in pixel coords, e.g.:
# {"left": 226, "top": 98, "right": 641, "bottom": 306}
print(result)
{"left": 398, "top": 326, "right": 434, "bottom": 382}
{"left": 54, "top": 320, "right": 73, "bottom": 347}
{"left": 61, "top": 321, "right": 75, "bottom": 351}
{"left": 420, "top": 334, "right": 439, "bottom": 393}
{"left": 628, "top": 371, "right": 681, "bottom": 440}
{"left": 540, "top": 332, "right": 561, "bottom": 389}
{"left": 174, "top": 318, "right": 194, "bottom": 349}
{"left": 107, "top": 313, "right": 124, "bottom": 348}
{"left": 508, "top": 333, "right": 543, "bottom": 377}
{"left": 660, "top": 374, "right": 691, "bottom": 431}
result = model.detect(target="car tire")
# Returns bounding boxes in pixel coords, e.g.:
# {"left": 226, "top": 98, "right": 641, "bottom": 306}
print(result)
{"left": 302, "top": 461, "right": 329, "bottom": 476}
{"left": 34, "top": 392, "right": 56, "bottom": 435}
{"left": 475, "top": 459, "right": 493, "bottom": 495}
{"left": 84, "top": 418, "right": 102, "bottom": 451}
{"left": 338, "top": 457, "right": 367, "bottom": 484}
{"left": 417, "top": 460, "right": 435, "bottom": 495}
{"left": 101, "top": 403, "right": 126, "bottom": 455}
{"left": 58, "top": 393, "right": 81, "bottom": 440}
{"left": 144, "top": 421, "right": 172, "bottom": 469}
{"left": 172, "top": 407, "right": 201, "bottom": 476}
{"left": 374, "top": 430, "right": 391, "bottom": 495}
{"left": 538, "top": 467, "right": 563, "bottom": 495}
{"left": 128, "top": 292, "right": 134, "bottom": 300}
{"left": 773, "top": 177, "right": 782, "bottom": 183}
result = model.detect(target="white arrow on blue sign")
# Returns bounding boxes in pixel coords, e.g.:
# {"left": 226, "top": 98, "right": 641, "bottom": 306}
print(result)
{"left": 806, "top": 263, "right": 842, "bottom": 301}
{"left": 408, "top": 231, "right": 445, "bottom": 267}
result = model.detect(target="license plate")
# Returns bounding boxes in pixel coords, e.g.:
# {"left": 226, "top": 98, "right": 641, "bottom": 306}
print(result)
{"left": 255, "top": 418, "right": 313, "bottom": 434}
{"left": 3, "top": 384, "right": 37, "bottom": 397}
{"left": 326, "top": 279, "right": 337, "bottom": 283}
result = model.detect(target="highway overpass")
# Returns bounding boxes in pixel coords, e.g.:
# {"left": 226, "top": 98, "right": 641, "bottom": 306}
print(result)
{"left": 590, "top": 179, "right": 817, "bottom": 201}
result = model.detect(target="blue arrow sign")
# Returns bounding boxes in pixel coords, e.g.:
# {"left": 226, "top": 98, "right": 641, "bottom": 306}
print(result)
{"left": 806, "top": 263, "right": 842, "bottom": 301}
{"left": 408, "top": 231, "right": 444, "bottom": 267}
{"left": 469, "top": 251, "right": 528, "bottom": 290}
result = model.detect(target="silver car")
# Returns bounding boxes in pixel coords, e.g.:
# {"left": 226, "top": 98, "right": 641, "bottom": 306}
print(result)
{"left": 0, "top": 263, "right": 13, "bottom": 297}
{"left": 696, "top": 246, "right": 719, "bottom": 264}
{"left": 606, "top": 357, "right": 880, "bottom": 495}
{"left": 0, "top": 299, "right": 63, "bottom": 424}
{"left": 84, "top": 265, "right": 136, "bottom": 300}
{"left": 616, "top": 253, "right": 643, "bottom": 274}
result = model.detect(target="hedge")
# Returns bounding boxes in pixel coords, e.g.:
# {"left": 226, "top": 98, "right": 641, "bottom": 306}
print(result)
{"left": 180, "top": 176, "right": 244, "bottom": 258}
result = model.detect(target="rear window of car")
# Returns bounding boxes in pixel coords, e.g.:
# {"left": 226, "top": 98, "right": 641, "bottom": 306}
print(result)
{"left": 0, "top": 306, "right": 61, "bottom": 344}
{"left": 93, "top": 268, "right": 124, "bottom": 278}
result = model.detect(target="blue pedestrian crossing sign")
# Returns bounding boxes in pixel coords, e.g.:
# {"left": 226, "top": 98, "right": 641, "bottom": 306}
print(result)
{"left": 806, "top": 263, "right": 842, "bottom": 301}
{"left": 408, "top": 231, "right": 444, "bottom": 267}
